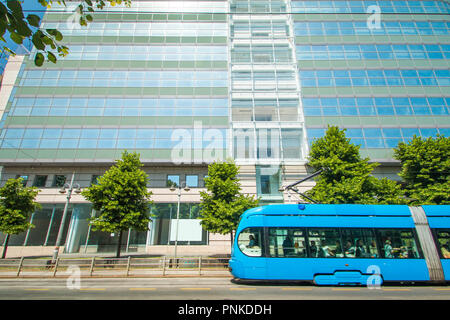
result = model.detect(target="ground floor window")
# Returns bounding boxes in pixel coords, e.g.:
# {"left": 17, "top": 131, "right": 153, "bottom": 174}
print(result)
{"left": 0, "top": 202, "right": 208, "bottom": 254}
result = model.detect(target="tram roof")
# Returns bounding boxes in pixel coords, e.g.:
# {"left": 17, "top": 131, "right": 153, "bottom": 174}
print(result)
{"left": 422, "top": 205, "right": 450, "bottom": 217}
{"left": 241, "top": 204, "right": 448, "bottom": 218}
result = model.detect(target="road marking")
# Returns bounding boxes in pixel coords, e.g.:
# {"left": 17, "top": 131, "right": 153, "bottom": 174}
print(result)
{"left": 332, "top": 288, "right": 361, "bottom": 291}
{"left": 129, "top": 288, "right": 157, "bottom": 291}
{"left": 230, "top": 288, "right": 257, "bottom": 291}
{"left": 25, "top": 288, "right": 49, "bottom": 291}
{"left": 79, "top": 288, "right": 106, "bottom": 291}
{"left": 434, "top": 288, "right": 450, "bottom": 291}
{"left": 180, "top": 288, "right": 212, "bottom": 291}
{"left": 382, "top": 288, "right": 411, "bottom": 291}
{"left": 282, "top": 288, "right": 313, "bottom": 291}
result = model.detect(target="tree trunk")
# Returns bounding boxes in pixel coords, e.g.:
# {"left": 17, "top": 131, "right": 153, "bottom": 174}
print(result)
{"left": 230, "top": 231, "right": 234, "bottom": 251}
{"left": 116, "top": 230, "right": 123, "bottom": 258}
{"left": 1, "top": 234, "right": 10, "bottom": 259}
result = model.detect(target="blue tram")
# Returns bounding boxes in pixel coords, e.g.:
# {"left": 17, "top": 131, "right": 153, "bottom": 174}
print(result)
{"left": 229, "top": 204, "right": 450, "bottom": 285}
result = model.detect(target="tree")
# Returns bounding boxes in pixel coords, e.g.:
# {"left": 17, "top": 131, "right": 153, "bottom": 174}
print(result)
{"left": 0, "top": 177, "right": 41, "bottom": 258}
{"left": 306, "top": 126, "right": 406, "bottom": 204}
{"left": 81, "top": 151, "right": 152, "bottom": 258}
{"left": 199, "top": 159, "right": 259, "bottom": 248}
{"left": 393, "top": 134, "right": 450, "bottom": 205}
{"left": 1, "top": 0, "right": 131, "bottom": 66}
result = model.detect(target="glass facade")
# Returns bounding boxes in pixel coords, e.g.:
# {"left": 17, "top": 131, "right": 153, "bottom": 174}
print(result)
{"left": 43, "top": 21, "right": 228, "bottom": 37}
{"left": 291, "top": 1, "right": 450, "bottom": 14}
{"left": 294, "top": 21, "right": 449, "bottom": 36}
{"left": 4, "top": 0, "right": 446, "bottom": 165}
{"left": 50, "top": 45, "right": 228, "bottom": 61}
{"left": 0, "top": 1, "right": 229, "bottom": 163}
{"left": 229, "top": 0, "right": 308, "bottom": 174}
{"left": 299, "top": 69, "right": 450, "bottom": 87}
{"left": 0, "top": 202, "right": 207, "bottom": 253}
{"left": 303, "top": 97, "right": 450, "bottom": 117}
{"left": 0, "top": 0, "right": 449, "bottom": 254}
{"left": 297, "top": 44, "right": 450, "bottom": 60}
{"left": 293, "top": 0, "right": 450, "bottom": 160}
{"left": 0, "top": 1, "right": 228, "bottom": 253}
{"left": 10, "top": 97, "right": 228, "bottom": 118}
{"left": 20, "top": 70, "right": 228, "bottom": 88}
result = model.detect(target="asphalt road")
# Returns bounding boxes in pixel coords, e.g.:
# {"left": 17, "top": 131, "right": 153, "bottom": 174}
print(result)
{"left": 0, "top": 277, "right": 449, "bottom": 300}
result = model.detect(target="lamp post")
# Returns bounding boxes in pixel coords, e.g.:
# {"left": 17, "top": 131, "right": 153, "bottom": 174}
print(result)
{"left": 52, "top": 172, "right": 81, "bottom": 263}
{"left": 169, "top": 182, "right": 190, "bottom": 261}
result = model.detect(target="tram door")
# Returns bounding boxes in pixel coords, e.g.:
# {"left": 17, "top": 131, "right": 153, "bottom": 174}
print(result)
{"left": 266, "top": 227, "right": 309, "bottom": 280}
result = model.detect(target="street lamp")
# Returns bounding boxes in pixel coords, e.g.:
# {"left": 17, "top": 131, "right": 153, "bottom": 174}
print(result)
{"left": 52, "top": 172, "right": 81, "bottom": 262}
{"left": 169, "top": 182, "right": 190, "bottom": 261}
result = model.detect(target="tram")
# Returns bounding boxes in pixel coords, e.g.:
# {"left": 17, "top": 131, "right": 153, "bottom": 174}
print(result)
{"left": 229, "top": 204, "right": 450, "bottom": 285}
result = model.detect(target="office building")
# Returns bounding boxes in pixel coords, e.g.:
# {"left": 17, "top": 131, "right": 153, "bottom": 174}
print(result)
{"left": 0, "top": 0, "right": 448, "bottom": 256}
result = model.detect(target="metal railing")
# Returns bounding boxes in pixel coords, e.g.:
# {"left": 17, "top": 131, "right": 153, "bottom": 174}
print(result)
{"left": 0, "top": 256, "right": 231, "bottom": 278}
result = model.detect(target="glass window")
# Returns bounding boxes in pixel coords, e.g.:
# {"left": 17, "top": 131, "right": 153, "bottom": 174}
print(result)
{"left": 5, "top": 128, "right": 24, "bottom": 139}
{"left": 25, "top": 209, "right": 53, "bottom": 246}
{"left": 420, "top": 128, "right": 438, "bottom": 137}
{"left": 44, "top": 207, "right": 72, "bottom": 246}
{"left": 268, "top": 227, "right": 306, "bottom": 258}
{"left": 377, "top": 229, "right": 422, "bottom": 259}
{"left": 382, "top": 128, "right": 402, "bottom": 138}
{"left": 435, "top": 229, "right": 450, "bottom": 259}
{"left": 33, "top": 175, "right": 48, "bottom": 187}
{"left": 24, "top": 129, "right": 43, "bottom": 139}
{"left": 307, "top": 228, "right": 342, "bottom": 258}
{"left": 260, "top": 175, "right": 271, "bottom": 194}
{"left": 402, "top": 128, "right": 420, "bottom": 138}
{"left": 167, "top": 175, "right": 179, "bottom": 187}
{"left": 52, "top": 175, "right": 67, "bottom": 187}
{"left": 90, "top": 175, "right": 101, "bottom": 186}
{"left": 364, "top": 128, "right": 382, "bottom": 138}
{"left": 15, "top": 175, "right": 29, "bottom": 186}
{"left": 43, "top": 128, "right": 61, "bottom": 139}
{"left": 341, "top": 229, "right": 379, "bottom": 258}
{"left": 185, "top": 175, "right": 198, "bottom": 188}
{"left": 237, "top": 227, "right": 263, "bottom": 257}
{"left": 366, "top": 138, "right": 385, "bottom": 148}
{"left": 61, "top": 129, "right": 80, "bottom": 139}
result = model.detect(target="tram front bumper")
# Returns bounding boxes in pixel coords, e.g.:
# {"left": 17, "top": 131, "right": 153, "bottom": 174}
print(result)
{"left": 228, "top": 258, "right": 244, "bottom": 278}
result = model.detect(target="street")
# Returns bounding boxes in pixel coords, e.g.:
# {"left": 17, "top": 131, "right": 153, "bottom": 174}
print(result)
{"left": 0, "top": 277, "right": 449, "bottom": 300}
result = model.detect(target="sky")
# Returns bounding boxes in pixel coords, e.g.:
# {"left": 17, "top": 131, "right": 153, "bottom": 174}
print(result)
{"left": 0, "top": 0, "right": 47, "bottom": 72}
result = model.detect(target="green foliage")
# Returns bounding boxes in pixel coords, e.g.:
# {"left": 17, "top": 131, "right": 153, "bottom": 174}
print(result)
{"left": 81, "top": 151, "right": 152, "bottom": 234}
{"left": 1, "top": 0, "right": 131, "bottom": 66}
{"left": 0, "top": 177, "right": 41, "bottom": 235}
{"left": 394, "top": 135, "right": 450, "bottom": 204}
{"left": 199, "top": 159, "right": 259, "bottom": 237}
{"left": 306, "top": 126, "right": 406, "bottom": 204}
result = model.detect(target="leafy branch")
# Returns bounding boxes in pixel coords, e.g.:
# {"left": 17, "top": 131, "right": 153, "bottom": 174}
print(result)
{"left": 0, "top": 0, "right": 131, "bottom": 66}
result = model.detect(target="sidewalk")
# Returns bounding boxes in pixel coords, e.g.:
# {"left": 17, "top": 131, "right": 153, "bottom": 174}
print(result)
{"left": 0, "top": 255, "right": 231, "bottom": 278}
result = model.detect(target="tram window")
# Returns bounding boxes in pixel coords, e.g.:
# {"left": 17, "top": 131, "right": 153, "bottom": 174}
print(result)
{"left": 307, "top": 228, "right": 341, "bottom": 258}
{"left": 435, "top": 229, "right": 450, "bottom": 259}
{"left": 268, "top": 227, "right": 306, "bottom": 258}
{"left": 341, "top": 229, "right": 378, "bottom": 258}
{"left": 237, "top": 227, "right": 263, "bottom": 257}
{"left": 377, "top": 229, "right": 421, "bottom": 259}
